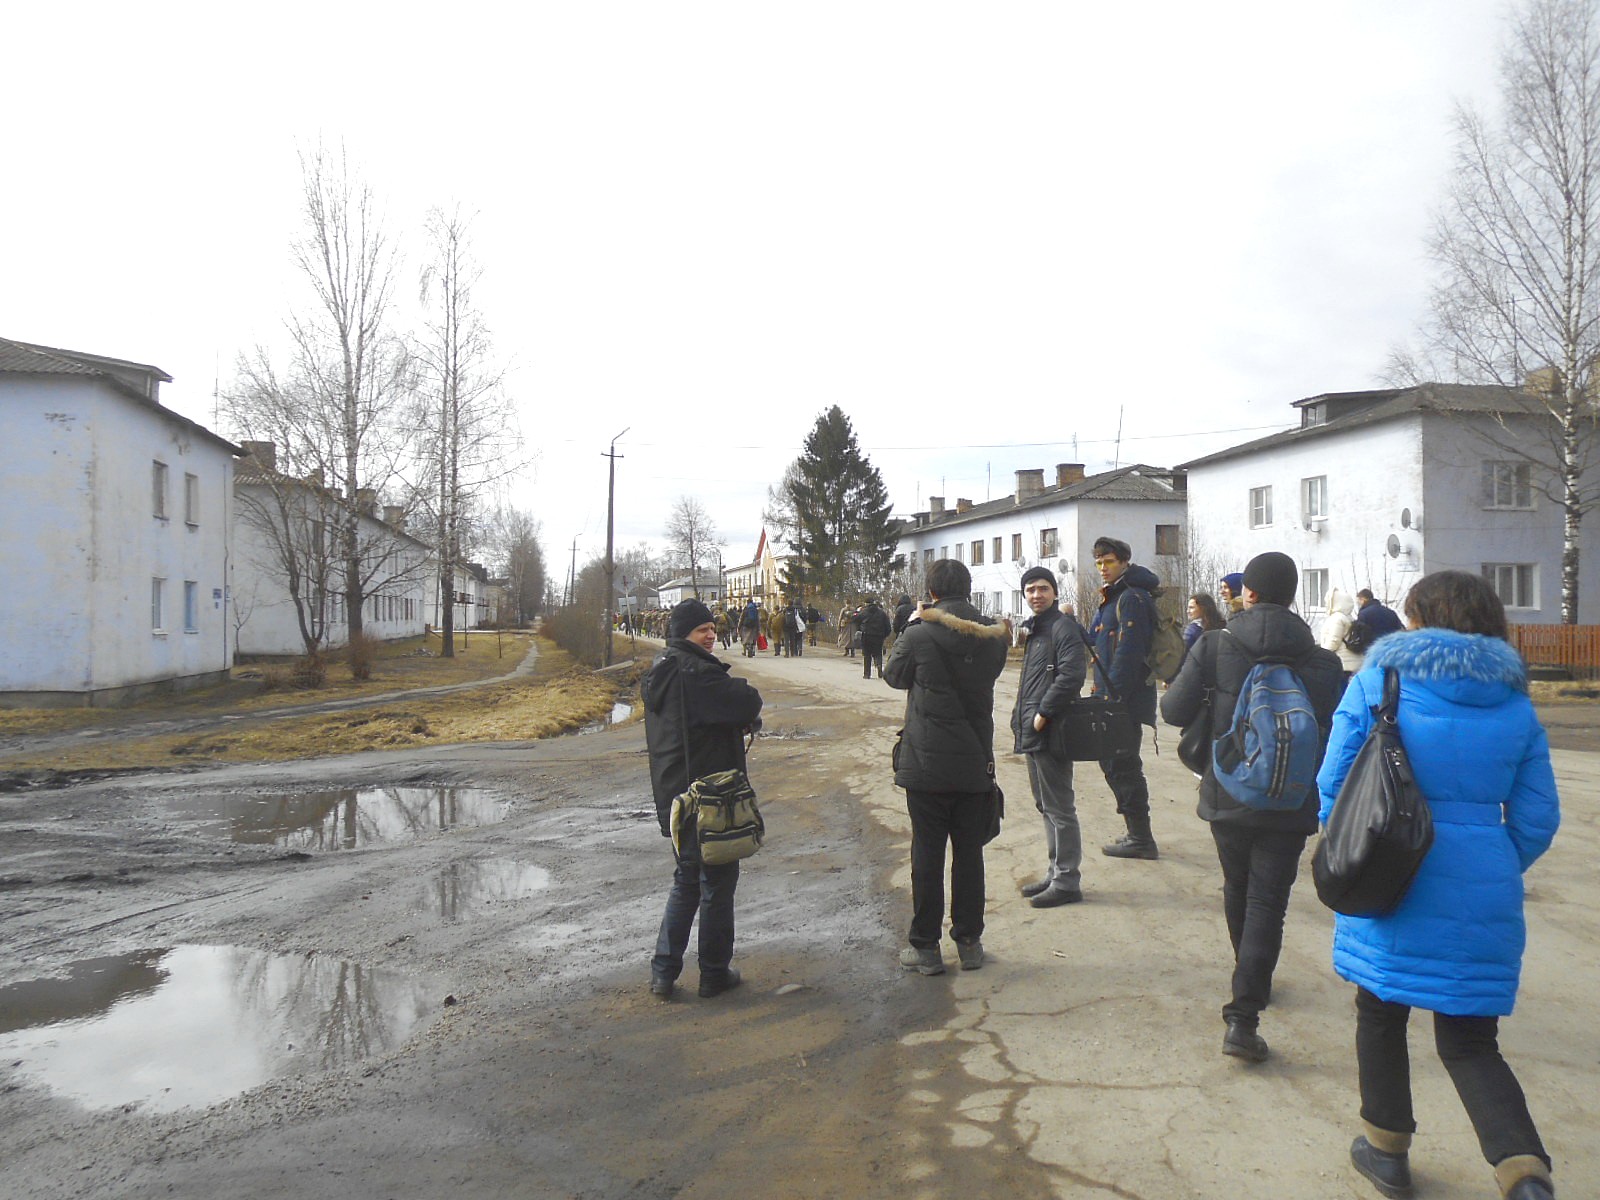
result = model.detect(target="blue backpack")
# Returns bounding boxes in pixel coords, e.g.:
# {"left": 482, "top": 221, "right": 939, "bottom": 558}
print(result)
{"left": 1212, "top": 638, "right": 1320, "bottom": 811}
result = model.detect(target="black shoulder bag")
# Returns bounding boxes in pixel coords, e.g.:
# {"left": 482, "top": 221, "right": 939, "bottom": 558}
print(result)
{"left": 1311, "top": 668, "right": 1433, "bottom": 917}
{"left": 1050, "top": 624, "right": 1141, "bottom": 762}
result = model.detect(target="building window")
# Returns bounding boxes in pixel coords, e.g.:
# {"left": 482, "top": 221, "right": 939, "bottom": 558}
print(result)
{"left": 1249, "top": 485, "right": 1273, "bottom": 528}
{"left": 152, "top": 578, "right": 166, "bottom": 631}
{"left": 923, "top": 548, "right": 935, "bottom": 565}
{"left": 1301, "top": 475, "right": 1328, "bottom": 520}
{"left": 992, "top": 591, "right": 1003, "bottom": 614}
{"left": 954, "top": 543, "right": 964, "bottom": 563}
{"left": 184, "top": 581, "right": 199, "bottom": 632}
{"left": 1301, "top": 568, "right": 1328, "bottom": 611}
{"left": 1011, "top": 533, "right": 1022, "bottom": 561}
{"left": 1483, "top": 563, "right": 1537, "bottom": 608}
{"left": 970, "top": 540, "right": 985, "bottom": 565}
{"left": 1040, "top": 528, "right": 1059, "bottom": 557}
{"left": 1482, "top": 461, "right": 1534, "bottom": 509}
{"left": 1011, "top": 589, "right": 1023, "bottom": 614}
{"left": 993, "top": 536, "right": 1003, "bottom": 563}
{"left": 1155, "top": 524, "right": 1180, "bottom": 556}
{"left": 940, "top": 546, "right": 949, "bottom": 560}
{"left": 184, "top": 473, "right": 200, "bottom": 526}
{"left": 152, "top": 461, "right": 169, "bottom": 519}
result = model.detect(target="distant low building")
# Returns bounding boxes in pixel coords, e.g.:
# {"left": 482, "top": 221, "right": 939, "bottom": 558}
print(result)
{"left": 657, "top": 572, "right": 723, "bottom": 607}
{"left": 1, "top": 337, "right": 240, "bottom": 706}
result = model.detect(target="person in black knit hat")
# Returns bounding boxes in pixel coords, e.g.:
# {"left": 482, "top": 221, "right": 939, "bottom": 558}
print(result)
{"left": 643, "top": 599, "right": 763, "bottom": 1000}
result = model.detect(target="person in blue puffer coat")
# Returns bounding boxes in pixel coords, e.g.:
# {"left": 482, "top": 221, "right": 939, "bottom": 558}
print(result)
{"left": 1315, "top": 571, "right": 1560, "bottom": 1200}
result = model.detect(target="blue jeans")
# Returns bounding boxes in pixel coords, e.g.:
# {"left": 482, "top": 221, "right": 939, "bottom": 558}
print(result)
{"left": 651, "top": 852, "right": 739, "bottom": 983}
{"left": 1209, "top": 822, "right": 1306, "bottom": 1025}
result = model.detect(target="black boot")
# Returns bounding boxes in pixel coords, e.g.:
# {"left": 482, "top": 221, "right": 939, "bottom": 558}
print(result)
{"left": 1102, "top": 813, "right": 1159, "bottom": 859}
{"left": 1350, "top": 1129, "right": 1414, "bottom": 1199}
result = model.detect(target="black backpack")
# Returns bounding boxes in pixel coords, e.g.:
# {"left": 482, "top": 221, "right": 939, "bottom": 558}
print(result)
{"left": 1343, "top": 621, "right": 1377, "bottom": 654}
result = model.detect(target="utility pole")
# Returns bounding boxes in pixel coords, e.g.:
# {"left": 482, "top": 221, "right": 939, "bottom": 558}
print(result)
{"left": 602, "top": 428, "right": 628, "bottom": 667}
{"left": 565, "top": 538, "right": 578, "bottom": 607}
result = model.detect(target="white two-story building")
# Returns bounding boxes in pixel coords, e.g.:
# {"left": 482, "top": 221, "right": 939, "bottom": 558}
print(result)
{"left": 1178, "top": 384, "right": 1600, "bottom": 623}
{"left": 892, "top": 464, "right": 1189, "bottom": 619}
{"left": 1, "top": 338, "right": 240, "bottom": 706}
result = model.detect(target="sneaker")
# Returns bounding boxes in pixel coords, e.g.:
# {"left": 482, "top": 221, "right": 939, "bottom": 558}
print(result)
{"left": 898, "top": 946, "right": 946, "bottom": 976}
{"left": 698, "top": 967, "right": 742, "bottom": 998}
{"left": 1019, "top": 879, "right": 1053, "bottom": 898}
{"left": 1222, "top": 1018, "right": 1269, "bottom": 1063}
{"left": 956, "top": 941, "right": 984, "bottom": 971}
{"left": 1030, "top": 885, "right": 1084, "bottom": 908}
{"left": 1349, "top": 1136, "right": 1414, "bottom": 1198}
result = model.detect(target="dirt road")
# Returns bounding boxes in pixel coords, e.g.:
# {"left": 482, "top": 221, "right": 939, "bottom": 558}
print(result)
{"left": 1, "top": 644, "right": 1594, "bottom": 1199}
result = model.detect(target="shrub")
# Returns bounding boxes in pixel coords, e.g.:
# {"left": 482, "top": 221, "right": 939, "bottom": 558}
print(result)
{"left": 345, "top": 632, "right": 381, "bottom": 682}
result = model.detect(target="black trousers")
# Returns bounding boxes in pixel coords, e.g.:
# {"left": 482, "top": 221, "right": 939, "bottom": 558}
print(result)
{"left": 861, "top": 636, "right": 885, "bottom": 678}
{"left": 1209, "top": 822, "right": 1306, "bottom": 1025}
{"left": 904, "top": 788, "right": 988, "bottom": 948}
{"left": 1098, "top": 748, "right": 1150, "bottom": 820}
{"left": 1355, "top": 987, "right": 1549, "bottom": 1169}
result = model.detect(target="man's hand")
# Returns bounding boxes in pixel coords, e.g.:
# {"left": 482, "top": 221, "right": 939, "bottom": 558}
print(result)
{"left": 1033, "top": 714, "right": 1048, "bottom": 732}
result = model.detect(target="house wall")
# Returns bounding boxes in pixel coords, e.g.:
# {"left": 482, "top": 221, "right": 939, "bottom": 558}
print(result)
{"left": 1185, "top": 420, "right": 1426, "bottom": 618}
{"left": 893, "top": 496, "right": 1186, "bottom": 618}
{"left": 1, "top": 376, "right": 234, "bottom": 704}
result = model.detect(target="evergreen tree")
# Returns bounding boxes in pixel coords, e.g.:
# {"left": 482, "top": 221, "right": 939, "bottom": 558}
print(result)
{"left": 783, "top": 407, "right": 896, "bottom": 601}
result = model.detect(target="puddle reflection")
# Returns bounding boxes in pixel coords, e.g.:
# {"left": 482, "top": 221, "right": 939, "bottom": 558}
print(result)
{"left": 415, "top": 859, "right": 551, "bottom": 921}
{"left": 0, "top": 946, "right": 437, "bottom": 1112}
{"left": 164, "top": 786, "right": 511, "bottom": 850}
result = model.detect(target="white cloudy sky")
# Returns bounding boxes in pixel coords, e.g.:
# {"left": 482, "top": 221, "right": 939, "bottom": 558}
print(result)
{"left": 3, "top": 1, "right": 1509, "bottom": 570}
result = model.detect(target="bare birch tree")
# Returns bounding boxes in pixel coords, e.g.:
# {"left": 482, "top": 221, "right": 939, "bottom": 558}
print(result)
{"left": 412, "top": 205, "right": 521, "bottom": 655}
{"left": 665, "top": 496, "right": 720, "bottom": 597}
{"left": 1408, "top": 0, "right": 1600, "bottom": 621}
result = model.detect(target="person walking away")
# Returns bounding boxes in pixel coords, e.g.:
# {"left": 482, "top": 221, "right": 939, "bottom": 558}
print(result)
{"left": 642, "top": 599, "right": 764, "bottom": 1000}
{"left": 1161, "top": 552, "right": 1342, "bottom": 1063}
{"left": 884, "top": 560, "right": 1009, "bottom": 974}
{"left": 1010, "top": 566, "right": 1088, "bottom": 908}
{"left": 713, "top": 606, "right": 731, "bottom": 649}
{"left": 1320, "top": 587, "right": 1363, "bottom": 679}
{"left": 1087, "top": 537, "right": 1162, "bottom": 859}
{"left": 859, "top": 596, "right": 891, "bottom": 679}
{"left": 804, "top": 603, "right": 824, "bottom": 647}
{"left": 784, "top": 601, "right": 805, "bottom": 657}
{"left": 739, "top": 600, "right": 761, "bottom": 658}
{"left": 1316, "top": 571, "right": 1559, "bottom": 1200}
{"left": 893, "top": 593, "right": 916, "bottom": 637}
{"left": 1355, "top": 588, "right": 1404, "bottom": 641}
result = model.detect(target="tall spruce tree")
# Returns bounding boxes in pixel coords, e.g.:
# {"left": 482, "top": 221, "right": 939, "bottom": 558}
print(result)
{"left": 783, "top": 407, "right": 896, "bottom": 601}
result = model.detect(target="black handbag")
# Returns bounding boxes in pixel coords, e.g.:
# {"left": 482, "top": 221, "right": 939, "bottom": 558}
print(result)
{"left": 1175, "top": 633, "right": 1217, "bottom": 775}
{"left": 1312, "top": 669, "right": 1434, "bottom": 917}
{"left": 984, "top": 761, "right": 1004, "bottom": 844}
{"left": 1053, "top": 629, "right": 1141, "bottom": 761}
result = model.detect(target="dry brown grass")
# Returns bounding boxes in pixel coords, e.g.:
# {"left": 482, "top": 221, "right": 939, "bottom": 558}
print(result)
{"left": 1529, "top": 679, "right": 1600, "bottom": 704}
{"left": 0, "top": 638, "right": 648, "bottom": 771}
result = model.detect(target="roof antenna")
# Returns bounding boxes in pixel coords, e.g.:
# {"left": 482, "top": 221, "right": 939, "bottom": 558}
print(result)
{"left": 1113, "top": 406, "right": 1124, "bottom": 469}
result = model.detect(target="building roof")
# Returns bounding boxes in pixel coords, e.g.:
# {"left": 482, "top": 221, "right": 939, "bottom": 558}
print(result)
{"left": 896, "top": 463, "right": 1184, "bottom": 538}
{"left": 1176, "top": 383, "right": 1541, "bottom": 470}
{"left": 660, "top": 573, "right": 721, "bottom": 590}
{"left": 1, "top": 335, "right": 240, "bottom": 455}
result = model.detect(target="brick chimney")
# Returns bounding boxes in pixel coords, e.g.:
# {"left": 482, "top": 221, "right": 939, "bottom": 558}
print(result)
{"left": 955, "top": 498, "right": 972, "bottom": 513}
{"left": 356, "top": 488, "right": 377, "bottom": 516}
{"left": 1014, "top": 469, "right": 1044, "bottom": 504}
{"left": 1056, "top": 463, "right": 1085, "bottom": 488}
{"left": 240, "top": 440, "right": 276, "bottom": 471}
{"left": 929, "top": 496, "right": 945, "bottom": 517}
{"left": 383, "top": 505, "right": 406, "bottom": 529}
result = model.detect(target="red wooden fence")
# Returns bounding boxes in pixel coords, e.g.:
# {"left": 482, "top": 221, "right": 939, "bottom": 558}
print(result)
{"left": 1508, "top": 624, "right": 1600, "bottom": 678}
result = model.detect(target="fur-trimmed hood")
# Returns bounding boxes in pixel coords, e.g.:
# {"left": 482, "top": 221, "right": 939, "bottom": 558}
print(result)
{"left": 918, "top": 602, "right": 1011, "bottom": 641}
{"left": 1365, "top": 627, "right": 1528, "bottom": 705}
{"left": 1326, "top": 587, "right": 1354, "bottom": 618}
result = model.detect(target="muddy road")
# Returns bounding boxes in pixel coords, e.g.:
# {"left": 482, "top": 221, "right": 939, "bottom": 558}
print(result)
{"left": 2, "top": 647, "right": 1596, "bottom": 1199}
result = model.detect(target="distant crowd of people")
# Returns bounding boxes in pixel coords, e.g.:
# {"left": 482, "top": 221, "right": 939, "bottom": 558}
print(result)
{"left": 637, "top": 540, "right": 1562, "bottom": 1200}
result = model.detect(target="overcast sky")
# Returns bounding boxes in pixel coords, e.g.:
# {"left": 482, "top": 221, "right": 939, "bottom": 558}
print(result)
{"left": 3, "top": 2, "right": 1512, "bottom": 573}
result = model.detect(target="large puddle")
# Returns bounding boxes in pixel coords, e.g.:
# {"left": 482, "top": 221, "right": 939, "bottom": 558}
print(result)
{"left": 162, "top": 786, "right": 512, "bottom": 851}
{"left": 413, "top": 858, "right": 551, "bottom": 921}
{"left": 0, "top": 946, "right": 438, "bottom": 1112}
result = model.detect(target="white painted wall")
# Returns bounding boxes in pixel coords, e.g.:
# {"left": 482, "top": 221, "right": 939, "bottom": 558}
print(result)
{"left": 1, "top": 375, "right": 234, "bottom": 701}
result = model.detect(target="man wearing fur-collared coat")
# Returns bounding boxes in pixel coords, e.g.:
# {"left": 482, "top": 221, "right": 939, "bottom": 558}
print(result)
{"left": 883, "top": 559, "right": 1010, "bottom": 975}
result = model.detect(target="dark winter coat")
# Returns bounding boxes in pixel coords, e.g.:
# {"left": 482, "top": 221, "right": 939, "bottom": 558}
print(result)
{"left": 883, "top": 599, "right": 1010, "bottom": 793}
{"left": 1160, "top": 603, "right": 1344, "bottom": 833}
{"left": 893, "top": 598, "right": 915, "bottom": 635}
{"left": 1316, "top": 629, "right": 1560, "bottom": 1016}
{"left": 860, "top": 602, "right": 891, "bottom": 641}
{"left": 642, "top": 639, "right": 764, "bottom": 837}
{"left": 1010, "top": 606, "right": 1087, "bottom": 754}
{"left": 1356, "top": 599, "right": 1405, "bottom": 638}
{"left": 1088, "top": 563, "right": 1162, "bottom": 727}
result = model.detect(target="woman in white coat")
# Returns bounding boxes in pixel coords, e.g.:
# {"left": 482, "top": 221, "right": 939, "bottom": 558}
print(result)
{"left": 1321, "top": 587, "right": 1364, "bottom": 677}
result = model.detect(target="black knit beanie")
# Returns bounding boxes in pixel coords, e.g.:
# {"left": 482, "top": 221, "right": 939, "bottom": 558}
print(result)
{"left": 1241, "top": 552, "right": 1298, "bottom": 607}
{"left": 668, "top": 598, "right": 716, "bottom": 639}
{"left": 1019, "top": 565, "right": 1058, "bottom": 592}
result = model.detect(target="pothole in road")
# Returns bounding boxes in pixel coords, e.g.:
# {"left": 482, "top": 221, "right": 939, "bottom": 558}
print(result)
{"left": 412, "top": 858, "right": 551, "bottom": 921}
{"left": 0, "top": 945, "right": 439, "bottom": 1112}
{"left": 160, "top": 786, "right": 513, "bottom": 851}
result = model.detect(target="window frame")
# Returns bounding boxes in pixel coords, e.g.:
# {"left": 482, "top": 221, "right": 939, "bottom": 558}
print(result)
{"left": 1301, "top": 475, "right": 1328, "bottom": 520}
{"left": 1010, "top": 533, "right": 1022, "bottom": 562}
{"left": 151, "top": 577, "right": 166, "bottom": 632}
{"left": 1249, "top": 485, "right": 1273, "bottom": 528}
{"left": 1482, "top": 461, "right": 1535, "bottom": 510}
{"left": 993, "top": 536, "right": 1003, "bottom": 563}
{"left": 183, "top": 581, "right": 199, "bottom": 633}
{"left": 1155, "top": 523, "right": 1180, "bottom": 556}
{"left": 1482, "top": 562, "right": 1537, "bottom": 609}
{"left": 152, "top": 461, "right": 169, "bottom": 520}
{"left": 970, "top": 539, "right": 985, "bottom": 565}
{"left": 1039, "top": 528, "right": 1059, "bottom": 557}
{"left": 1301, "top": 567, "right": 1328, "bottom": 612}
{"left": 184, "top": 473, "right": 200, "bottom": 526}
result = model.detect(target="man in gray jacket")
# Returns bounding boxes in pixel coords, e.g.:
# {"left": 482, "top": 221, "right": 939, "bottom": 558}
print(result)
{"left": 1010, "top": 566, "right": 1089, "bottom": 908}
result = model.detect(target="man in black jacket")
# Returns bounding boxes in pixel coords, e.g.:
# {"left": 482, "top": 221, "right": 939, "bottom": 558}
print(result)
{"left": 892, "top": 593, "right": 916, "bottom": 637}
{"left": 1160, "top": 552, "right": 1342, "bottom": 1062}
{"left": 643, "top": 599, "right": 764, "bottom": 1001}
{"left": 1010, "top": 566, "right": 1089, "bottom": 908}
{"left": 858, "top": 597, "right": 892, "bottom": 679}
{"left": 884, "top": 560, "right": 1010, "bottom": 974}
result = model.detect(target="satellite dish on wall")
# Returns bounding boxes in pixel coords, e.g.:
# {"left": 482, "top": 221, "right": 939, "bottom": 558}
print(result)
{"left": 1400, "top": 507, "right": 1421, "bottom": 531}
{"left": 1386, "top": 534, "right": 1402, "bottom": 558}
{"left": 1058, "top": 559, "right": 1070, "bottom": 574}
